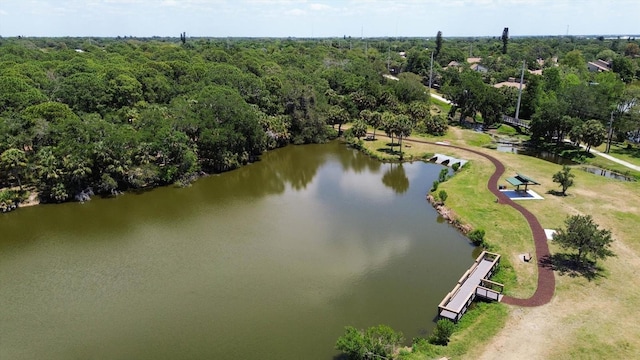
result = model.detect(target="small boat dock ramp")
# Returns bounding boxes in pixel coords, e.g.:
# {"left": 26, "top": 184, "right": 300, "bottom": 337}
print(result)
{"left": 438, "top": 251, "right": 504, "bottom": 322}
{"left": 429, "top": 154, "right": 468, "bottom": 168}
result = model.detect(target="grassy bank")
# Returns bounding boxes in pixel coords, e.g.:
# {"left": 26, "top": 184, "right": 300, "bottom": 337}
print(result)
{"left": 358, "top": 126, "right": 640, "bottom": 359}
{"left": 400, "top": 303, "right": 509, "bottom": 360}
{"left": 351, "top": 136, "right": 434, "bottom": 163}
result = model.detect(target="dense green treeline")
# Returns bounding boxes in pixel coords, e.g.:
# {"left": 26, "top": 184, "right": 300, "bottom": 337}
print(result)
{"left": 2, "top": 35, "right": 640, "bottom": 205}
{"left": 0, "top": 37, "right": 430, "bottom": 203}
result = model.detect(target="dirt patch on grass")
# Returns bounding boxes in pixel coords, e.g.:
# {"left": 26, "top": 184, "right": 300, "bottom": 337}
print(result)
{"left": 468, "top": 143, "right": 640, "bottom": 359}
{"left": 473, "top": 237, "right": 640, "bottom": 359}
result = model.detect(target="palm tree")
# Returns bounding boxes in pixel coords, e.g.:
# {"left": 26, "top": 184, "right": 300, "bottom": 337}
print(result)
{"left": 552, "top": 165, "right": 575, "bottom": 196}
{"left": 394, "top": 114, "right": 414, "bottom": 160}
{"left": 1, "top": 148, "right": 27, "bottom": 191}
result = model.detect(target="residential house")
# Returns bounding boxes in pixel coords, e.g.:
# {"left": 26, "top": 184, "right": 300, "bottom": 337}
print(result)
{"left": 471, "top": 63, "right": 488, "bottom": 73}
{"left": 494, "top": 77, "right": 526, "bottom": 90}
{"left": 587, "top": 59, "right": 611, "bottom": 72}
{"left": 446, "top": 58, "right": 488, "bottom": 72}
{"left": 467, "top": 57, "right": 482, "bottom": 64}
{"left": 446, "top": 60, "right": 460, "bottom": 68}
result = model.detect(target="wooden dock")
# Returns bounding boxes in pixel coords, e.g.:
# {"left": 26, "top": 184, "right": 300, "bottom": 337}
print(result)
{"left": 438, "top": 251, "right": 504, "bottom": 322}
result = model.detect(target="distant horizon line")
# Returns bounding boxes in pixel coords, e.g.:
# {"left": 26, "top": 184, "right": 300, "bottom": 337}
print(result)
{"left": 3, "top": 34, "right": 639, "bottom": 40}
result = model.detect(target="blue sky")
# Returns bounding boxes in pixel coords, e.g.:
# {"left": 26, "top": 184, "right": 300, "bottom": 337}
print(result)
{"left": 1, "top": 0, "right": 639, "bottom": 38}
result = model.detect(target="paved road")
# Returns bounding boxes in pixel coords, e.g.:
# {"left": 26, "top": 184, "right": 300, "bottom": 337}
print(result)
{"left": 382, "top": 73, "right": 453, "bottom": 105}
{"left": 429, "top": 93, "right": 452, "bottom": 105}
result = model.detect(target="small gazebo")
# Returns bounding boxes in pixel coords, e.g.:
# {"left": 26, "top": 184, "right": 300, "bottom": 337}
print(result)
{"left": 506, "top": 173, "right": 540, "bottom": 192}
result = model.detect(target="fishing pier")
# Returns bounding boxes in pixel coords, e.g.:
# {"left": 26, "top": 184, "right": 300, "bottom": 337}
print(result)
{"left": 438, "top": 251, "right": 504, "bottom": 322}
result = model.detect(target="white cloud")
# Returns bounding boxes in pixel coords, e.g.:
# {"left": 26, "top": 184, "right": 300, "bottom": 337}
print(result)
{"left": 339, "top": 172, "right": 395, "bottom": 204}
{"left": 243, "top": 0, "right": 307, "bottom": 5}
{"left": 284, "top": 8, "right": 307, "bottom": 16}
{"left": 2, "top": 0, "right": 638, "bottom": 37}
{"left": 160, "top": 0, "right": 180, "bottom": 6}
{"left": 102, "top": 0, "right": 145, "bottom": 3}
{"left": 309, "top": 3, "right": 332, "bottom": 11}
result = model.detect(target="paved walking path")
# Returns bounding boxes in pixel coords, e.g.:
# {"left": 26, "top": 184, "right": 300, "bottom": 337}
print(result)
{"left": 583, "top": 146, "right": 640, "bottom": 172}
{"left": 382, "top": 79, "right": 452, "bottom": 105}
{"left": 367, "top": 133, "right": 555, "bottom": 306}
{"left": 439, "top": 142, "right": 555, "bottom": 306}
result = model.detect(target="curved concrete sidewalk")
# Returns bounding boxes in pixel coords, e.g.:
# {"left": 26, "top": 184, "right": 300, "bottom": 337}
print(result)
{"left": 368, "top": 133, "right": 556, "bottom": 306}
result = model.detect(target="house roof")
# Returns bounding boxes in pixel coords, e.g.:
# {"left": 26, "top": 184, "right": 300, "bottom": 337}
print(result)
{"left": 594, "top": 59, "right": 610, "bottom": 68}
{"left": 588, "top": 59, "right": 611, "bottom": 72}
{"left": 467, "top": 57, "right": 482, "bottom": 64}
{"left": 494, "top": 81, "right": 526, "bottom": 89}
{"left": 471, "top": 63, "right": 488, "bottom": 72}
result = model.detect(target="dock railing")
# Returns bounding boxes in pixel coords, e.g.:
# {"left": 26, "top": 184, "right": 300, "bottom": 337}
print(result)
{"left": 502, "top": 115, "right": 531, "bottom": 130}
{"left": 437, "top": 251, "right": 503, "bottom": 322}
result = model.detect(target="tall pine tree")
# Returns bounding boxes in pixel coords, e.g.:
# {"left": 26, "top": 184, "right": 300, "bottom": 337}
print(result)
{"left": 501, "top": 27, "right": 509, "bottom": 54}
{"left": 435, "top": 31, "right": 443, "bottom": 58}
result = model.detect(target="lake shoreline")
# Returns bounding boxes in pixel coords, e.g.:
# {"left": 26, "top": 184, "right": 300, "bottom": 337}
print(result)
{"left": 1, "top": 141, "right": 472, "bottom": 360}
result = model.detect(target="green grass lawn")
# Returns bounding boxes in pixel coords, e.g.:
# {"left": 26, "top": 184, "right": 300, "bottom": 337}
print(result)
{"left": 527, "top": 141, "right": 640, "bottom": 180}
{"left": 428, "top": 90, "right": 453, "bottom": 114}
{"left": 400, "top": 303, "right": 509, "bottom": 360}
{"left": 579, "top": 150, "right": 640, "bottom": 180}
{"left": 594, "top": 142, "right": 640, "bottom": 167}
{"left": 495, "top": 124, "right": 518, "bottom": 136}
{"left": 356, "top": 125, "right": 640, "bottom": 360}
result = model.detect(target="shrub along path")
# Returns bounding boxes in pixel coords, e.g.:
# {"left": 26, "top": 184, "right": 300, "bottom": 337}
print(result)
{"left": 371, "top": 134, "right": 555, "bottom": 306}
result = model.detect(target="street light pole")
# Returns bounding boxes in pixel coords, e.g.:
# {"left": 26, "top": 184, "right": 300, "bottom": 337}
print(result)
{"left": 606, "top": 110, "right": 614, "bottom": 153}
{"left": 515, "top": 60, "right": 525, "bottom": 120}
{"left": 429, "top": 50, "right": 434, "bottom": 92}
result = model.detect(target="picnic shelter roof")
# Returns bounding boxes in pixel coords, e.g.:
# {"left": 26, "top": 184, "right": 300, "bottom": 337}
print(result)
{"left": 506, "top": 173, "right": 540, "bottom": 187}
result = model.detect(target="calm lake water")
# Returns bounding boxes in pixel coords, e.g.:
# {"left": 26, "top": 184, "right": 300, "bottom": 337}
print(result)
{"left": 0, "top": 142, "right": 476, "bottom": 360}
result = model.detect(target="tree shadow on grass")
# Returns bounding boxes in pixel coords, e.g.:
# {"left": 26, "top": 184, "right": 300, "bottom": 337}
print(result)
{"left": 540, "top": 253, "right": 605, "bottom": 281}
{"left": 377, "top": 147, "right": 400, "bottom": 156}
{"left": 545, "top": 142, "right": 595, "bottom": 162}
{"left": 546, "top": 189, "right": 567, "bottom": 197}
{"left": 611, "top": 145, "right": 640, "bottom": 159}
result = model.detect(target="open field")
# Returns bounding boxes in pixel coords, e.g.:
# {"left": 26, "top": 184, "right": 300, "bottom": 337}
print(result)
{"left": 360, "top": 127, "right": 640, "bottom": 359}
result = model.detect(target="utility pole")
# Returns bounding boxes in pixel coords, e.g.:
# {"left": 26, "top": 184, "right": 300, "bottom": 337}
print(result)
{"left": 606, "top": 110, "right": 614, "bottom": 153}
{"left": 387, "top": 43, "right": 391, "bottom": 73}
{"left": 428, "top": 50, "right": 434, "bottom": 92}
{"left": 515, "top": 60, "right": 526, "bottom": 120}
